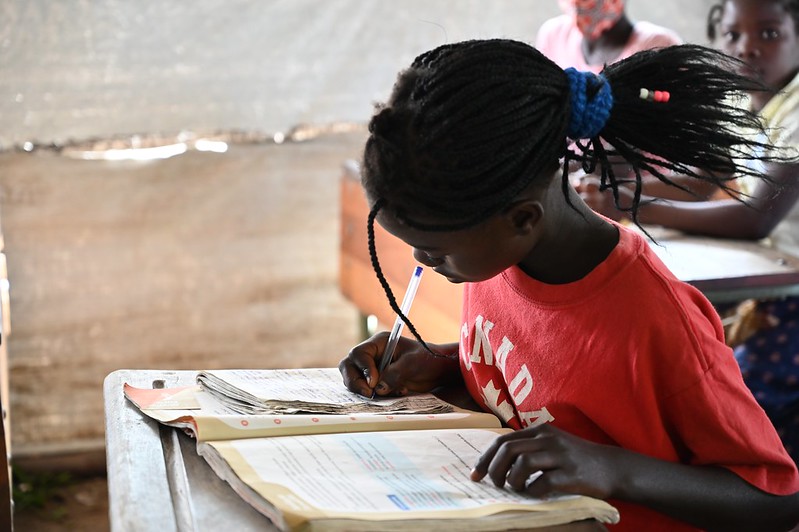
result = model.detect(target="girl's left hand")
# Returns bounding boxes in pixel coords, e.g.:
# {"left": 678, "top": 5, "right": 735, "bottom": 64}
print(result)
{"left": 470, "top": 424, "right": 623, "bottom": 500}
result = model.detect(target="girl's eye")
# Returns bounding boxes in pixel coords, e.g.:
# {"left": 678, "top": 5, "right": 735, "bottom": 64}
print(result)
{"left": 722, "top": 31, "right": 739, "bottom": 43}
{"left": 760, "top": 29, "right": 780, "bottom": 40}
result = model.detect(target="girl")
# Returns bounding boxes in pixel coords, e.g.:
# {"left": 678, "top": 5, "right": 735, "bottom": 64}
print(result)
{"left": 337, "top": 40, "right": 799, "bottom": 530}
{"left": 580, "top": 0, "right": 799, "bottom": 464}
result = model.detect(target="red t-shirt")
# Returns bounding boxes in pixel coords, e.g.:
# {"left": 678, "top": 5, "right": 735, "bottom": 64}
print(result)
{"left": 459, "top": 224, "right": 799, "bottom": 530}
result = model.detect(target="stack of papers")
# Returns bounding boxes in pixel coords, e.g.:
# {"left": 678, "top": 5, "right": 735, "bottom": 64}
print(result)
{"left": 196, "top": 367, "right": 454, "bottom": 415}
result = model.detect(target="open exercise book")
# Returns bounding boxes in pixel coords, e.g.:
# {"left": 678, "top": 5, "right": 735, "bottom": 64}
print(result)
{"left": 124, "top": 368, "right": 619, "bottom": 531}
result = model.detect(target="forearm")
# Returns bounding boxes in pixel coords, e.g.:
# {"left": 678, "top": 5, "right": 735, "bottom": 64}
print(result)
{"left": 639, "top": 175, "right": 720, "bottom": 201}
{"left": 633, "top": 197, "right": 778, "bottom": 239}
{"left": 611, "top": 448, "right": 799, "bottom": 531}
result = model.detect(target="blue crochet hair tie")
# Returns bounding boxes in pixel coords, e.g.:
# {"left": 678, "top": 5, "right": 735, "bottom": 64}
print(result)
{"left": 564, "top": 67, "right": 614, "bottom": 139}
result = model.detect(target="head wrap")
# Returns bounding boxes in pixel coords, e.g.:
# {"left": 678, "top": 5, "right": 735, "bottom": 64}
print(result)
{"left": 564, "top": 67, "right": 614, "bottom": 139}
{"left": 560, "top": 0, "right": 626, "bottom": 40}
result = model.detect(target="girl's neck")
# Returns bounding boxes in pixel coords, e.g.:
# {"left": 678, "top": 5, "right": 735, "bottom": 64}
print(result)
{"left": 581, "top": 16, "right": 635, "bottom": 66}
{"left": 518, "top": 188, "right": 619, "bottom": 284}
{"left": 751, "top": 67, "right": 799, "bottom": 112}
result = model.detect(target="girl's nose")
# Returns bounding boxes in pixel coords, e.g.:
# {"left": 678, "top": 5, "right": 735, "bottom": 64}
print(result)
{"left": 413, "top": 248, "right": 443, "bottom": 267}
{"left": 736, "top": 35, "right": 761, "bottom": 60}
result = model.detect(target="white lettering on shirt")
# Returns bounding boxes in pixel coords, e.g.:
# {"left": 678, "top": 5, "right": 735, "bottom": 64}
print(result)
{"left": 463, "top": 315, "right": 556, "bottom": 428}
{"left": 518, "top": 407, "right": 555, "bottom": 428}
{"left": 480, "top": 379, "right": 516, "bottom": 423}
{"left": 460, "top": 322, "right": 471, "bottom": 370}
{"left": 508, "top": 363, "right": 533, "bottom": 404}
{"left": 494, "top": 336, "right": 514, "bottom": 376}
{"left": 471, "top": 315, "right": 495, "bottom": 366}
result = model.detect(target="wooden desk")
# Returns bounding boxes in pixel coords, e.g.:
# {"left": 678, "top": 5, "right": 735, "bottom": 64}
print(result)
{"left": 104, "top": 369, "right": 606, "bottom": 532}
{"left": 339, "top": 161, "right": 799, "bottom": 340}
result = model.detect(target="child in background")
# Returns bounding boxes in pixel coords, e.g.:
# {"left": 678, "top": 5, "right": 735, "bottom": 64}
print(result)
{"left": 536, "top": 0, "right": 682, "bottom": 73}
{"left": 338, "top": 39, "right": 799, "bottom": 530}
{"left": 579, "top": 0, "right": 799, "bottom": 463}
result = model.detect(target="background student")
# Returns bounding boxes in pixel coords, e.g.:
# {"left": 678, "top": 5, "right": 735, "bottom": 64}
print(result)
{"left": 535, "top": 0, "right": 682, "bottom": 73}
{"left": 579, "top": 0, "right": 799, "bottom": 463}
{"left": 338, "top": 37, "right": 799, "bottom": 530}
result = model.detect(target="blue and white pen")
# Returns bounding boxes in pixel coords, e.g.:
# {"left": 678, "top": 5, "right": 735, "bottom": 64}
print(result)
{"left": 374, "top": 266, "right": 424, "bottom": 390}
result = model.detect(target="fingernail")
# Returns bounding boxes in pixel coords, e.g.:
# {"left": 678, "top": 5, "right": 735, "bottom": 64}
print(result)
{"left": 376, "top": 382, "right": 388, "bottom": 393}
{"left": 525, "top": 470, "right": 543, "bottom": 489}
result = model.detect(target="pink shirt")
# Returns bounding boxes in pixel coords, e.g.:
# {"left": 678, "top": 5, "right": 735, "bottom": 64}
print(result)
{"left": 535, "top": 15, "right": 682, "bottom": 73}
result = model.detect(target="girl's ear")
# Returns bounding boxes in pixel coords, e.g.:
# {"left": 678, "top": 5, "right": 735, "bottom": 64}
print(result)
{"left": 505, "top": 199, "right": 544, "bottom": 235}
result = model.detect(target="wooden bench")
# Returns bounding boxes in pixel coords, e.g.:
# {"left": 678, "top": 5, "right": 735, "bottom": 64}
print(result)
{"left": 338, "top": 160, "right": 462, "bottom": 344}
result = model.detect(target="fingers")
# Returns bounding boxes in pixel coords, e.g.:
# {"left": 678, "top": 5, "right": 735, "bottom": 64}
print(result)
{"left": 339, "top": 333, "right": 414, "bottom": 397}
{"left": 471, "top": 425, "right": 565, "bottom": 495}
{"left": 471, "top": 427, "right": 544, "bottom": 484}
{"left": 338, "top": 333, "right": 389, "bottom": 397}
{"left": 486, "top": 432, "right": 556, "bottom": 490}
{"left": 471, "top": 426, "right": 619, "bottom": 501}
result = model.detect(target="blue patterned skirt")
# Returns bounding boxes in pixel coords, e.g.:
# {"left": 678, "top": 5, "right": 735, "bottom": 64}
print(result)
{"left": 734, "top": 296, "right": 799, "bottom": 464}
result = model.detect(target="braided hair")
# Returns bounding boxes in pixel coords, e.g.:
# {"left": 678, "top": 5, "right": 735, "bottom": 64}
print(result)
{"left": 707, "top": 0, "right": 799, "bottom": 41}
{"left": 363, "top": 39, "right": 778, "bottom": 351}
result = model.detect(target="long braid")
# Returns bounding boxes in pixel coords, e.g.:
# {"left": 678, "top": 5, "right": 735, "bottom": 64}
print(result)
{"left": 366, "top": 199, "right": 436, "bottom": 355}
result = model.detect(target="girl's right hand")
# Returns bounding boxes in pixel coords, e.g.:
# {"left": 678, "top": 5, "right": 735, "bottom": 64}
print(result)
{"left": 338, "top": 333, "right": 460, "bottom": 398}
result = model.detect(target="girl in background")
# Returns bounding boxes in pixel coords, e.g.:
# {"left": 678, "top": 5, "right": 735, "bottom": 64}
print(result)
{"left": 339, "top": 38, "right": 799, "bottom": 530}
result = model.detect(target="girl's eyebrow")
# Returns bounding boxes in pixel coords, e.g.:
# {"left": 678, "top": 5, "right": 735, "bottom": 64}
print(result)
{"left": 757, "top": 19, "right": 786, "bottom": 25}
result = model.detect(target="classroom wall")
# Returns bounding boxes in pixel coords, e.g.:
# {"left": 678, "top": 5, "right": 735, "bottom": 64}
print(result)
{"left": 1, "top": 0, "right": 716, "bottom": 149}
{"left": 0, "top": 1, "right": 718, "bottom": 459}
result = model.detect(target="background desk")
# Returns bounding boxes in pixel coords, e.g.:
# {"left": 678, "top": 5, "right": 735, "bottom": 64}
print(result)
{"left": 105, "top": 369, "right": 607, "bottom": 532}
{"left": 339, "top": 161, "right": 799, "bottom": 340}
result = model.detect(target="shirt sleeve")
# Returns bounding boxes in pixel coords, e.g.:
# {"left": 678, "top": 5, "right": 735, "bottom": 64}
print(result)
{"left": 664, "top": 304, "right": 799, "bottom": 495}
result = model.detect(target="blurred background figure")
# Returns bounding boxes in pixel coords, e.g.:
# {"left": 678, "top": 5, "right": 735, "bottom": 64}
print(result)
{"left": 536, "top": 0, "right": 682, "bottom": 72}
{"left": 579, "top": 0, "right": 799, "bottom": 463}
